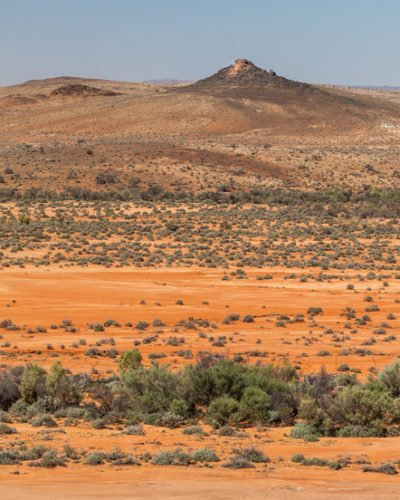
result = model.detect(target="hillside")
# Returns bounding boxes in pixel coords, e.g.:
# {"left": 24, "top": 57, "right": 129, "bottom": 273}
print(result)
{"left": 0, "top": 60, "right": 400, "bottom": 195}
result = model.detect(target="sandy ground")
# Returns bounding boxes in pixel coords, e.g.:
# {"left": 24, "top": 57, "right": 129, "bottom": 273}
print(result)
{"left": 0, "top": 266, "right": 398, "bottom": 375}
{"left": 1, "top": 267, "right": 400, "bottom": 498}
{"left": 1, "top": 466, "right": 399, "bottom": 499}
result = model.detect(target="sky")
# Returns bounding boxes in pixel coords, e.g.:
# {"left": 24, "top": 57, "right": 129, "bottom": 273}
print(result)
{"left": 1, "top": 0, "right": 400, "bottom": 86}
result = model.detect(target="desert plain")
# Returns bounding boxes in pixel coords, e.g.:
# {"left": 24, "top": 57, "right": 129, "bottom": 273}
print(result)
{"left": 1, "top": 60, "right": 400, "bottom": 498}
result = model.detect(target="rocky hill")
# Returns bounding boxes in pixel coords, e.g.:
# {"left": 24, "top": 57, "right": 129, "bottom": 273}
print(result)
{"left": 187, "top": 58, "right": 311, "bottom": 91}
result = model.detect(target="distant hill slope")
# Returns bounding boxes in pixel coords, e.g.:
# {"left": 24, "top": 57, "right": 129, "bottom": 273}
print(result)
{"left": 1, "top": 59, "right": 400, "bottom": 194}
{"left": 143, "top": 79, "right": 192, "bottom": 86}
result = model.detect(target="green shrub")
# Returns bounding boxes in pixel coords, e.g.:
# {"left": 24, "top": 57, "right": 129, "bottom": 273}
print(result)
{"left": 291, "top": 453, "right": 305, "bottom": 463}
{"left": 125, "top": 424, "right": 144, "bottom": 435}
{"left": 29, "top": 450, "right": 66, "bottom": 468}
{"left": 30, "top": 414, "right": 58, "bottom": 428}
{"left": 119, "top": 349, "right": 142, "bottom": 373}
{"left": 0, "top": 449, "right": 21, "bottom": 465}
{"left": 19, "top": 364, "right": 46, "bottom": 404}
{"left": 289, "top": 423, "right": 319, "bottom": 442}
{"left": 0, "top": 411, "right": 12, "bottom": 423}
{"left": 362, "top": 463, "right": 398, "bottom": 475}
{"left": 85, "top": 452, "right": 105, "bottom": 465}
{"left": 183, "top": 425, "right": 203, "bottom": 435}
{"left": 0, "top": 423, "right": 17, "bottom": 435}
{"left": 239, "top": 386, "right": 270, "bottom": 423}
{"left": 233, "top": 447, "right": 270, "bottom": 463}
{"left": 378, "top": 361, "right": 400, "bottom": 397}
{"left": 223, "top": 456, "right": 255, "bottom": 469}
{"left": 0, "top": 369, "right": 21, "bottom": 410}
{"left": 191, "top": 448, "right": 220, "bottom": 463}
{"left": 207, "top": 396, "right": 239, "bottom": 427}
{"left": 242, "top": 315, "right": 254, "bottom": 323}
{"left": 151, "top": 449, "right": 191, "bottom": 466}
{"left": 218, "top": 425, "right": 236, "bottom": 436}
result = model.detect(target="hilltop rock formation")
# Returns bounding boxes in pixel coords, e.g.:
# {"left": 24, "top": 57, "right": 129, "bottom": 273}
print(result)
{"left": 185, "top": 58, "right": 311, "bottom": 92}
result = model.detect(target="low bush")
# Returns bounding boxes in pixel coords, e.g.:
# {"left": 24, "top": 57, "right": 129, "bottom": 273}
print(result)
{"left": 191, "top": 448, "right": 220, "bottom": 463}
{"left": 223, "top": 456, "right": 255, "bottom": 469}
{"left": 362, "top": 463, "right": 398, "bottom": 475}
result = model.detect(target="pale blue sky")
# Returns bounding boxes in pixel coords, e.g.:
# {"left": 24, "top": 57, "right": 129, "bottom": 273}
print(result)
{"left": 1, "top": 0, "right": 399, "bottom": 86}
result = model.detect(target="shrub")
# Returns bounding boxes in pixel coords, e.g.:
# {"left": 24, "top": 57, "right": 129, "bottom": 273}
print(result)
{"left": 307, "top": 307, "right": 323, "bottom": 316}
{"left": 85, "top": 452, "right": 105, "bottom": 465}
{"left": 29, "top": 450, "right": 66, "bottom": 468}
{"left": 191, "top": 448, "right": 220, "bottom": 463}
{"left": 337, "top": 425, "right": 385, "bottom": 438}
{"left": 207, "top": 396, "right": 239, "bottom": 427}
{"left": 239, "top": 386, "right": 270, "bottom": 423}
{"left": 183, "top": 425, "right": 203, "bottom": 435}
{"left": 92, "top": 418, "right": 107, "bottom": 429}
{"left": 233, "top": 447, "right": 270, "bottom": 463}
{"left": 291, "top": 453, "right": 305, "bottom": 463}
{"left": 95, "top": 171, "right": 118, "bottom": 185}
{"left": 378, "top": 361, "right": 400, "bottom": 397}
{"left": 151, "top": 450, "right": 175, "bottom": 466}
{"left": 119, "top": 349, "right": 142, "bottom": 373}
{"left": 105, "top": 448, "right": 137, "bottom": 465}
{"left": 151, "top": 449, "right": 191, "bottom": 466}
{"left": 30, "top": 414, "right": 58, "bottom": 428}
{"left": 218, "top": 425, "right": 236, "bottom": 436}
{"left": 362, "top": 464, "right": 398, "bottom": 475}
{"left": 169, "top": 399, "right": 190, "bottom": 418}
{"left": 45, "top": 362, "right": 82, "bottom": 408}
{"left": 243, "top": 315, "right": 254, "bottom": 323}
{"left": 223, "top": 456, "right": 255, "bottom": 469}
{"left": 19, "top": 364, "right": 46, "bottom": 404}
{"left": 0, "top": 449, "right": 21, "bottom": 465}
{"left": 301, "top": 456, "right": 331, "bottom": 467}
{"left": 329, "top": 385, "right": 393, "bottom": 428}
{"left": 0, "top": 368, "right": 20, "bottom": 410}
{"left": 223, "top": 313, "right": 240, "bottom": 324}
{"left": 0, "top": 423, "right": 17, "bottom": 435}
{"left": 143, "top": 411, "right": 183, "bottom": 429}
{"left": 0, "top": 410, "right": 12, "bottom": 423}
{"left": 125, "top": 424, "right": 145, "bottom": 435}
{"left": 289, "top": 423, "right": 319, "bottom": 442}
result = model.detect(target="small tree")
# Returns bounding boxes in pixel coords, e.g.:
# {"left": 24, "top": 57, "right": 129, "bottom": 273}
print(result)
{"left": 20, "top": 363, "right": 46, "bottom": 404}
{"left": 46, "top": 362, "right": 82, "bottom": 408}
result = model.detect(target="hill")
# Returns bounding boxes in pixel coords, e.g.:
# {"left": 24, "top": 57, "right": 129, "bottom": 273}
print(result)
{"left": 0, "top": 60, "right": 400, "bottom": 196}
{"left": 184, "top": 58, "right": 311, "bottom": 91}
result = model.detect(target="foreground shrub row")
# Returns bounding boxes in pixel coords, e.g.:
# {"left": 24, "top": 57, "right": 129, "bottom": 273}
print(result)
{"left": 2, "top": 356, "right": 400, "bottom": 439}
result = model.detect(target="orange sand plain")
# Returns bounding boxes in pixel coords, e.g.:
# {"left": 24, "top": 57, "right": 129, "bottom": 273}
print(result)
{"left": 0, "top": 267, "right": 398, "bottom": 375}
{"left": 0, "top": 267, "right": 399, "bottom": 498}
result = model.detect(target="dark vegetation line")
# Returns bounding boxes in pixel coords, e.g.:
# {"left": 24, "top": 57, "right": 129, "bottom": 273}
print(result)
{"left": 2, "top": 354, "right": 400, "bottom": 439}
{"left": 1, "top": 186, "right": 400, "bottom": 210}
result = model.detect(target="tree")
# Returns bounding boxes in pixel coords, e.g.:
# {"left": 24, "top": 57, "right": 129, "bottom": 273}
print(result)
{"left": 19, "top": 363, "right": 46, "bottom": 403}
{"left": 46, "top": 362, "right": 82, "bottom": 408}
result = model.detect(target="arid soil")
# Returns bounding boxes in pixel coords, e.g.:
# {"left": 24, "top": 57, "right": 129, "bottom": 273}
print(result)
{"left": 1, "top": 61, "right": 400, "bottom": 498}
{"left": 0, "top": 267, "right": 399, "bottom": 376}
{"left": 1, "top": 267, "right": 400, "bottom": 498}
{"left": 1, "top": 465, "right": 400, "bottom": 499}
